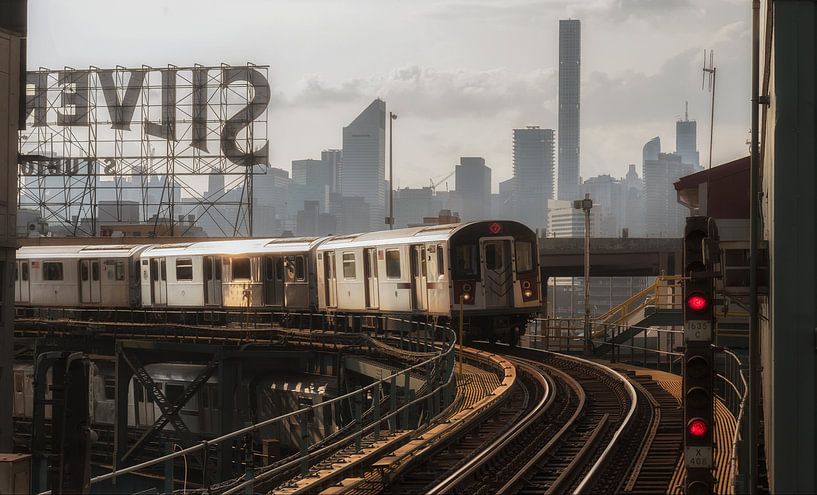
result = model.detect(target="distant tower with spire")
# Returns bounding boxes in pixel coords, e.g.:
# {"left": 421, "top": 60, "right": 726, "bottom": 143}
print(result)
{"left": 676, "top": 101, "right": 700, "bottom": 167}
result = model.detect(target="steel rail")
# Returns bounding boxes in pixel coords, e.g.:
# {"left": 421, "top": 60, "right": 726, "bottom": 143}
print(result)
{"left": 498, "top": 361, "right": 586, "bottom": 493}
{"left": 565, "top": 352, "right": 638, "bottom": 495}
{"left": 424, "top": 360, "right": 553, "bottom": 495}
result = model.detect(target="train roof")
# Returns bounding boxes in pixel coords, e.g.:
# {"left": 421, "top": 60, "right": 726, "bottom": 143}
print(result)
{"left": 316, "top": 221, "right": 532, "bottom": 250}
{"left": 16, "top": 244, "right": 148, "bottom": 259}
{"left": 140, "top": 237, "right": 323, "bottom": 257}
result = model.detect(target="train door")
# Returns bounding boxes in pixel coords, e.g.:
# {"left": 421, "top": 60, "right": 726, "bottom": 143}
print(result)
{"left": 324, "top": 252, "right": 337, "bottom": 308}
{"left": 263, "top": 256, "right": 284, "bottom": 307}
{"left": 480, "top": 238, "right": 513, "bottom": 308}
{"left": 150, "top": 258, "right": 168, "bottom": 305}
{"left": 204, "top": 256, "right": 222, "bottom": 306}
{"left": 363, "top": 248, "right": 379, "bottom": 309}
{"left": 410, "top": 245, "right": 428, "bottom": 311}
{"left": 15, "top": 260, "right": 29, "bottom": 303}
{"left": 79, "top": 259, "right": 102, "bottom": 304}
{"left": 134, "top": 381, "right": 157, "bottom": 426}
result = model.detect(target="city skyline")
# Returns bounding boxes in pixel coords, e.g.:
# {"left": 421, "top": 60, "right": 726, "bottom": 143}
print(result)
{"left": 26, "top": 0, "right": 752, "bottom": 194}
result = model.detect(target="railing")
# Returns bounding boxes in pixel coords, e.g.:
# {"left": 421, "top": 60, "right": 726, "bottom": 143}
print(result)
{"left": 37, "top": 318, "right": 458, "bottom": 495}
{"left": 595, "top": 275, "right": 684, "bottom": 327}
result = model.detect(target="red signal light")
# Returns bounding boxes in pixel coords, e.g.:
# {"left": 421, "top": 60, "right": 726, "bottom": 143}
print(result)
{"left": 688, "top": 419, "right": 709, "bottom": 438}
{"left": 686, "top": 293, "right": 709, "bottom": 312}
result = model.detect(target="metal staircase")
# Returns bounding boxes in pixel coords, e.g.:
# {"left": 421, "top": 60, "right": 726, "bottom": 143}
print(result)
{"left": 592, "top": 276, "right": 684, "bottom": 355}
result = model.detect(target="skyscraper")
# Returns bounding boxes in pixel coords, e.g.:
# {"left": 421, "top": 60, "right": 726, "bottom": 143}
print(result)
{"left": 558, "top": 19, "right": 581, "bottom": 201}
{"left": 340, "top": 99, "right": 386, "bottom": 231}
{"left": 455, "top": 157, "right": 492, "bottom": 221}
{"left": 676, "top": 104, "right": 699, "bottom": 167}
{"left": 643, "top": 152, "right": 696, "bottom": 237}
{"left": 513, "top": 126, "right": 555, "bottom": 231}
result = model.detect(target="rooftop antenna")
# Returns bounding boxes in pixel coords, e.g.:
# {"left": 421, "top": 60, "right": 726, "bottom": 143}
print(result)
{"left": 702, "top": 49, "right": 717, "bottom": 171}
{"left": 685, "top": 100, "right": 689, "bottom": 121}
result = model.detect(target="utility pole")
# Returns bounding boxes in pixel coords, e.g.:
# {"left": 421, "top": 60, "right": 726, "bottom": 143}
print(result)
{"left": 749, "top": 0, "right": 762, "bottom": 491}
{"left": 574, "top": 194, "right": 593, "bottom": 354}
{"left": 388, "top": 111, "right": 397, "bottom": 230}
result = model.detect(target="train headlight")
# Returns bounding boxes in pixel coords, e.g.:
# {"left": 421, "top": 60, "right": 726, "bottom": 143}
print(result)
{"left": 462, "top": 293, "right": 471, "bottom": 301}
{"left": 523, "top": 289, "right": 533, "bottom": 298}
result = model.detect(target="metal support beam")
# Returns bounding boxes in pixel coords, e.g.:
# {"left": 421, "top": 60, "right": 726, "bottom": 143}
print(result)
{"left": 120, "top": 351, "right": 218, "bottom": 462}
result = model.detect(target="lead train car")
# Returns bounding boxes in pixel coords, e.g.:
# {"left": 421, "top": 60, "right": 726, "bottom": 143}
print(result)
{"left": 315, "top": 220, "right": 541, "bottom": 343}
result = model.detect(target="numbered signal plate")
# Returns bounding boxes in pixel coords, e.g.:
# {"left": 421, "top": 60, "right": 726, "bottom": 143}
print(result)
{"left": 684, "top": 320, "right": 712, "bottom": 342}
{"left": 685, "top": 446, "right": 713, "bottom": 469}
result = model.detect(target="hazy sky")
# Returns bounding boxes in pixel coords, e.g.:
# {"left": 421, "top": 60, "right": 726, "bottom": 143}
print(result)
{"left": 28, "top": 0, "right": 751, "bottom": 192}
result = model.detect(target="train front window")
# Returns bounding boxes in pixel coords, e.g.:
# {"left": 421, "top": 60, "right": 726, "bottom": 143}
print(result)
{"left": 485, "top": 244, "right": 499, "bottom": 270}
{"left": 453, "top": 245, "right": 479, "bottom": 278}
{"left": 515, "top": 241, "right": 534, "bottom": 272}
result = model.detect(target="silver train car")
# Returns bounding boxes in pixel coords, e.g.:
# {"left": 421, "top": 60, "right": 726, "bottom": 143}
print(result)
{"left": 14, "top": 221, "right": 542, "bottom": 343}
{"left": 316, "top": 220, "right": 540, "bottom": 342}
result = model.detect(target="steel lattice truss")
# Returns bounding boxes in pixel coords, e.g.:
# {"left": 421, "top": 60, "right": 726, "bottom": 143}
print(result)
{"left": 17, "top": 64, "right": 270, "bottom": 237}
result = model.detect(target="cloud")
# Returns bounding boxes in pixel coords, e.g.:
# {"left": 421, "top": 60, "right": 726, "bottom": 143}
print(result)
{"left": 285, "top": 65, "right": 557, "bottom": 122}
{"left": 568, "top": 0, "right": 699, "bottom": 21}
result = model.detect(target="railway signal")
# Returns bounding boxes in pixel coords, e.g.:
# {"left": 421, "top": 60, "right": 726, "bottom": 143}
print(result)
{"left": 683, "top": 216, "right": 719, "bottom": 494}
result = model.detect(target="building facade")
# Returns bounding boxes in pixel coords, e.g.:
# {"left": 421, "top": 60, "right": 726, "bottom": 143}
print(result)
{"left": 558, "top": 19, "right": 581, "bottom": 201}
{"left": 514, "top": 127, "right": 555, "bottom": 231}
{"left": 339, "top": 99, "right": 386, "bottom": 231}
{"left": 643, "top": 152, "right": 695, "bottom": 237}
{"left": 455, "top": 157, "right": 491, "bottom": 221}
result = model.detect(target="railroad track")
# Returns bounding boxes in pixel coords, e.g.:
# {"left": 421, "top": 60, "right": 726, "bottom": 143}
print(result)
{"left": 471, "top": 345, "right": 682, "bottom": 495}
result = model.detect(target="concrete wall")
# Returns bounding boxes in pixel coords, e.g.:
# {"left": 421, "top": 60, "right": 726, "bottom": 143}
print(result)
{"left": 761, "top": 2, "right": 817, "bottom": 491}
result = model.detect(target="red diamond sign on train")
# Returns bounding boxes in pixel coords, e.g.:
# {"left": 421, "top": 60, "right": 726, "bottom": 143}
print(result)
{"left": 489, "top": 223, "right": 502, "bottom": 234}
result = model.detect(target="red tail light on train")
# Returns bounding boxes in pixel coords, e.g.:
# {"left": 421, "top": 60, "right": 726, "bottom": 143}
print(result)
{"left": 454, "top": 281, "right": 476, "bottom": 305}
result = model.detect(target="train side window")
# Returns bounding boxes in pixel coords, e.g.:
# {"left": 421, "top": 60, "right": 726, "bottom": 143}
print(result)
{"left": 22, "top": 263, "right": 28, "bottom": 281}
{"left": 436, "top": 245, "right": 445, "bottom": 278}
{"left": 232, "top": 258, "right": 251, "bottom": 280}
{"left": 160, "top": 259, "right": 167, "bottom": 280}
{"left": 453, "top": 245, "right": 479, "bottom": 278}
{"left": 13, "top": 263, "right": 18, "bottom": 281}
{"left": 14, "top": 373, "right": 23, "bottom": 394}
{"left": 386, "top": 249, "right": 401, "bottom": 279}
{"left": 165, "top": 383, "right": 184, "bottom": 405}
{"left": 43, "top": 262, "right": 64, "bottom": 281}
{"left": 92, "top": 262, "right": 100, "bottom": 281}
{"left": 150, "top": 260, "right": 159, "bottom": 281}
{"left": 295, "top": 255, "right": 306, "bottom": 281}
{"left": 515, "top": 241, "right": 534, "bottom": 272}
{"left": 80, "top": 262, "right": 89, "bottom": 281}
{"left": 342, "top": 253, "right": 356, "bottom": 280}
{"left": 176, "top": 258, "right": 193, "bottom": 281}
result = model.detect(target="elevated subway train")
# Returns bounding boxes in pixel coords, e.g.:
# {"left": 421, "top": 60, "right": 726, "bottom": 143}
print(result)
{"left": 14, "top": 220, "right": 541, "bottom": 343}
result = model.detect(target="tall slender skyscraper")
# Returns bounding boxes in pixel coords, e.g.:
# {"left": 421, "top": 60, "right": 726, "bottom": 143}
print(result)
{"left": 513, "top": 126, "right": 555, "bottom": 231}
{"left": 340, "top": 99, "right": 386, "bottom": 231}
{"left": 558, "top": 19, "right": 581, "bottom": 201}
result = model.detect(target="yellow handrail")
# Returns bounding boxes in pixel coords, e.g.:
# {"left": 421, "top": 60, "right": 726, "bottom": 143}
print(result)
{"left": 596, "top": 276, "right": 684, "bottom": 326}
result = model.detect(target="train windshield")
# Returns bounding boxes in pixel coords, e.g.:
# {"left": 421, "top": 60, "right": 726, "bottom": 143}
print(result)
{"left": 453, "top": 244, "right": 480, "bottom": 278}
{"left": 515, "top": 241, "right": 534, "bottom": 273}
